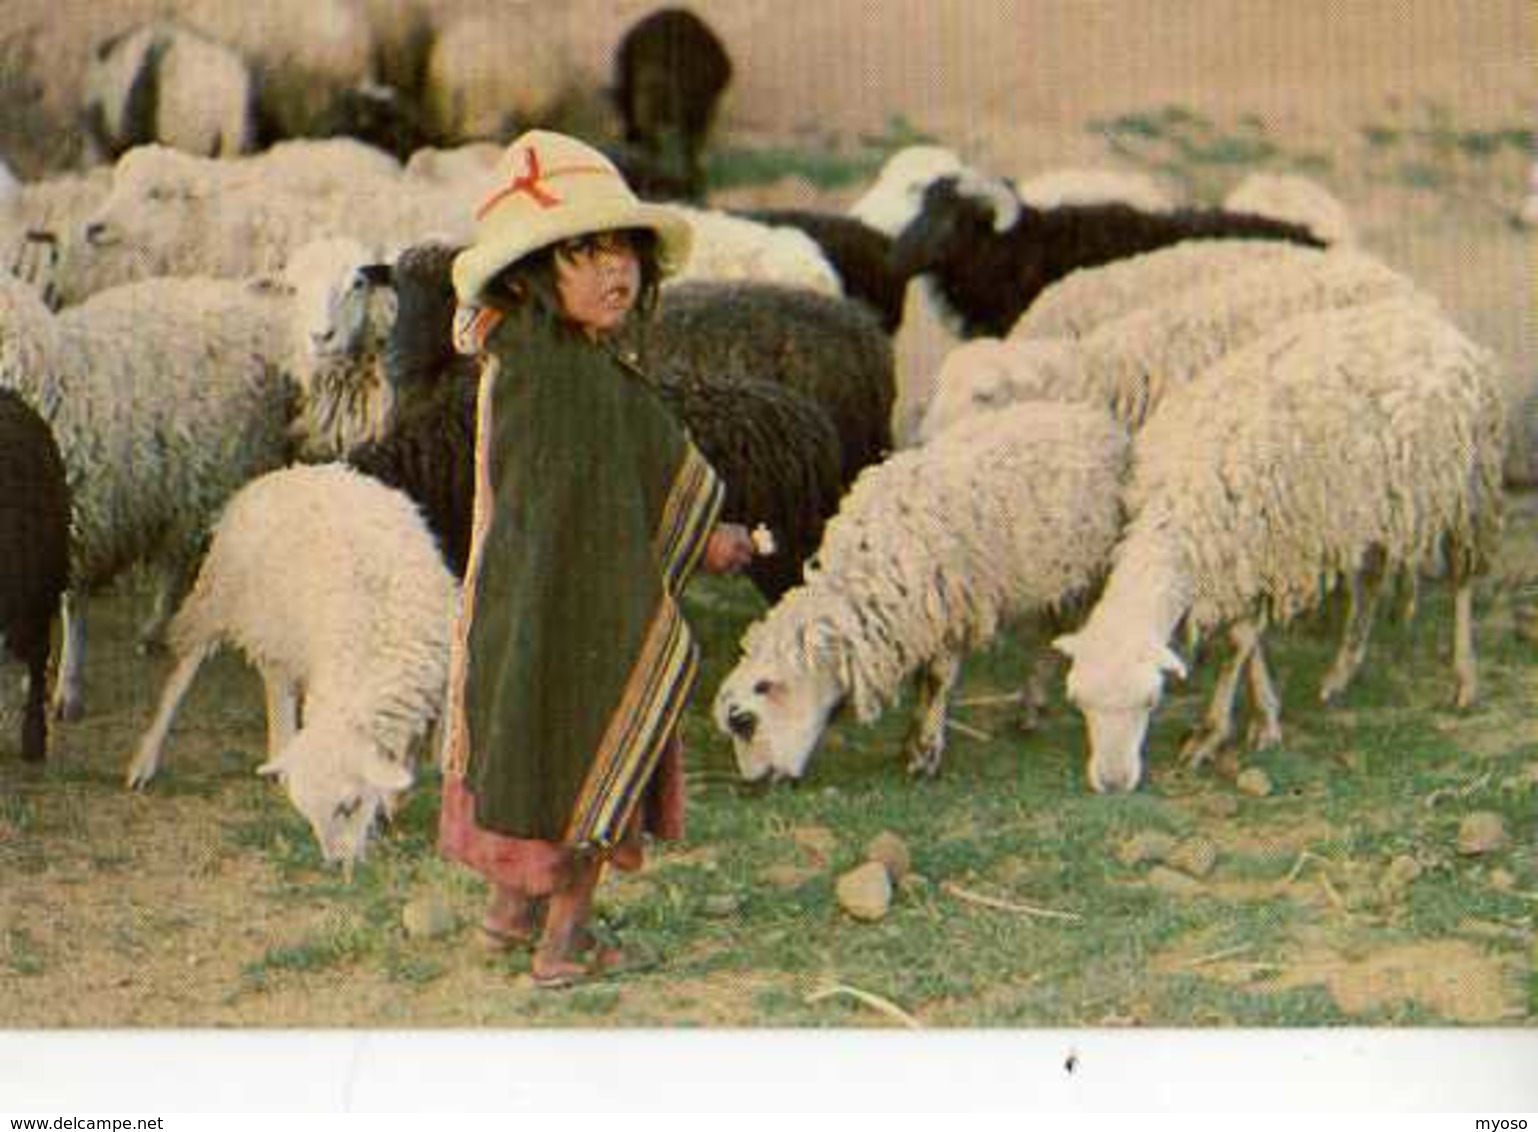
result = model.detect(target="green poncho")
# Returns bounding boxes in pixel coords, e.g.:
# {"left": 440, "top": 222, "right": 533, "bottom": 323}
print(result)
{"left": 443, "top": 312, "right": 722, "bottom": 847}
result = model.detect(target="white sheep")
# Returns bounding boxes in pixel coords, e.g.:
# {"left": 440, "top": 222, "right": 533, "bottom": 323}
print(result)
{"left": 665, "top": 204, "right": 843, "bottom": 296}
{"left": 178, "top": 0, "right": 378, "bottom": 140}
{"left": 55, "top": 141, "right": 459, "bottom": 305}
{"left": 1009, "top": 238, "right": 1310, "bottom": 341}
{"left": 920, "top": 247, "right": 1420, "bottom": 441}
{"left": 713, "top": 400, "right": 1128, "bottom": 783}
{"left": 1054, "top": 296, "right": 1507, "bottom": 794}
{"left": 1, "top": 167, "right": 113, "bottom": 307}
{"left": 421, "top": 11, "right": 573, "bottom": 142}
{"left": 126, "top": 462, "right": 456, "bottom": 866}
{"left": 0, "top": 249, "right": 395, "bottom": 720}
{"left": 82, "top": 22, "right": 257, "bottom": 160}
{"left": 1015, "top": 167, "right": 1177, "bottom": 212}
{"left": 0, "top": 271, "right": 300, "bottom": 716}
{"left": 1223, "top": 171, "right": 1357, "bottom": 246}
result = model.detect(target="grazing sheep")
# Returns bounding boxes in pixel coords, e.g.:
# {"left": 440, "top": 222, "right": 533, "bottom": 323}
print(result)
{"left": 891, "top": 172, "right": 1328, "bottom": 337}
{"left": 643, "top": 280, "right": 896, "bottom": 481}
{"left": 612, "top": 7, "right": 733, "bottom": 200}
{"left": 665, "top": 204, "right": 843, "bottom": 295}
{"left": 0, "top": 389, "right": 70, "bottom": 762}
{"left": 1015, "top": 167, "right": 1177, "bottom": 212}
{"left": 921, "top": 247, "right": 1420, "bottom": 439}
{"left": 1054, "top": 297, "right": 1506, "bottom": 794}
{"left": 53, "top": 141, "right": 452, "bottom": 304}
{"left": 1009, "top": 238, "right": 1308, "bottom": 341}
{"left": 737, "top": 208, "right": 905, "bottom": 332}
{"left": 81, "top": 21, "right": 257, "bottom": 161}
{"left": 126, "top": 463, "right": 457, "bottom": 866}
{"left": 713, "top": 401, "right": 1128, "bottom": 782}
{"left": 1223, "top": 171, "right": 1356, "bottom": 246}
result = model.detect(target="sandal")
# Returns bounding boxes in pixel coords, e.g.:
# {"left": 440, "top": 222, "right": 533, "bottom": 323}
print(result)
{"left": 530, "top": 953, "right": 597, "bottom": 990}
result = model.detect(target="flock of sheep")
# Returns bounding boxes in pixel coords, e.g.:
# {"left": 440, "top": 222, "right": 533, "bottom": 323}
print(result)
{"left": 0, "top": 7, "right": 1511, "bottom": 870}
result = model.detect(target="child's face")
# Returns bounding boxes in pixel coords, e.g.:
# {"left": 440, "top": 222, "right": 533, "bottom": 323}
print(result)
{"left": 553, "top": 229, "right": 642, "bottom": 337}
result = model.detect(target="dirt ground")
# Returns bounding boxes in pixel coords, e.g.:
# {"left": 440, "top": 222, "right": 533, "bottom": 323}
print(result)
{"left": 1, "top": 0, "right": 1535, "bottom": 1043}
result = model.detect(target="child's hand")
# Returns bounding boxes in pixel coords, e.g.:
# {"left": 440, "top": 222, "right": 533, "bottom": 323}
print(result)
{"left": 703, "top": 523, "right": 756, "bottom": 574}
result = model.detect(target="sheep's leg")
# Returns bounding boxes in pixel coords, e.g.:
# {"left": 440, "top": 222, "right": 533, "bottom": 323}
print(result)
{"left": 52, "top": 588, "right": 84, "bottom": 722}
{"left": 1319, "top": 554, "right": 1387, "bottom": 705}
{"left": 263, "top": 674, "right": 301, "bottom": 761}
{"left": 1452, "top": 573, "right": 1478, "bottom": 709}
{"left": 1244, "top": 634, "right": 1283, "bottom": 751}
{"left": 1181, "top": 619, "right": 1262, "bottom": 768}
{"left": 16, "top": 622, "right": 50, "bottom": 762}
{"left": 1016, "top": 645, "right": 1061, "bottom": 733}
{"left": 903, "top": 651, "right": 963, "bottom": 779}
{"left": 135, "top": 557, "right": 193, "bottom": 655}
{"left": 1017, "top": 609, "right": 1068, "bottom": 733}
{"left": 126, "top": 643, "right": 213, "bottom": 788}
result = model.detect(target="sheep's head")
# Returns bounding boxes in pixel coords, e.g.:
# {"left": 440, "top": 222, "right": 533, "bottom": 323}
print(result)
{"left": 284, "top": 237, "right": 395, "bottom": 366}
{"left": 77, "top": 146, "right": 208, "bottom": 285}
{"left": 1054, "top": 631, "right": 1186, "bottom": 794}
{"left": 890, "top": 172, "right": 1023, "bottom": 279}
{"left": 846, "top": 144, "right": 966, "bottom": 237}
{"left": 712, "top": 650, "right": 843, "bottom": 784}
{"left": 257, "top": 724, "right": 413, "bottom": 866}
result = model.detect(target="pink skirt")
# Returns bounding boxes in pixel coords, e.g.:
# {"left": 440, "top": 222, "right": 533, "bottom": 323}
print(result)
{"left": 438, "top": 734, "right": 685, "bottom": 895}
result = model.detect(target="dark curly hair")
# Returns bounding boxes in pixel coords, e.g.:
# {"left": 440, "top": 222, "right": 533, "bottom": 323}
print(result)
{"left": 480, "top": 227, "right": 664, "bottom": 337}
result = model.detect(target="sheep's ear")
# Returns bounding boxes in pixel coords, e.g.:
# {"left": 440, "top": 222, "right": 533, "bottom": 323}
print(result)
{"left": 358, "top": 262, "right": 393, "bottom": 287}
{"left": 1158, "top": 646, "right": 1188, "bottom": 681}
{"left": 361, "top": 754, "right": 412, "bottom": 794}
{"left": 1051, "top": 632, "right": 1082, "bottom": 660}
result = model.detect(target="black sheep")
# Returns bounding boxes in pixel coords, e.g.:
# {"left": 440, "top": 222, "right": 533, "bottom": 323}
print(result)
{"left": 643, "top": 281, "right": 895, "bottom": 483}
{"left": 346, "top": 365, "right": 478, "bottom": 580}
{"left": 648, "top": 373, "right": 844, "bottom": 601}
{"left": 0, "top": 389, "right": 70, "bottom": 761}
{"left": 892, "top": 174, "right": 1328, "bottom": 338}
{"left": 736, "top": 209, "right": 904, "bottom": 332}
{"left": 612, "top": 7, "right": 733, "bottom": 200}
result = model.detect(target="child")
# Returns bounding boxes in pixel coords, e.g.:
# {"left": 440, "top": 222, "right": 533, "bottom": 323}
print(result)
{"left": 438, "top": 129, "right": 755, "bottom": 988}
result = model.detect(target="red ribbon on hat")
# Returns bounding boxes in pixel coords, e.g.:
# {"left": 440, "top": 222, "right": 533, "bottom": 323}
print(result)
{"left": 474, "top": 145, "right": 612, "bottom": 220}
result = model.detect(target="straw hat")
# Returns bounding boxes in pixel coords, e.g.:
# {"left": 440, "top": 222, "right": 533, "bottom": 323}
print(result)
{"left": 451, "top": 129, "right": 693, "bottom": 304}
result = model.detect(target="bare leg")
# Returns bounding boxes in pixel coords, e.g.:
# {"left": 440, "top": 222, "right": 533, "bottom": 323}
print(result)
{"left": 52, "top": 588, "right": 84, "bottom": 722}
{"left": 533, "top": 855, "right": 602, "bottom": 986}
{"left": 482, "top": 885, "right": 541, "bottom": 949}
{"left": 126, "top": 643, "right": 213, "bottom": 788}
{"left": 1319, "top": 553, "right": 1387, "bottom": 705}
{"left": 903, "top": 651, "right": 963, "bottom": 778}
{"left": 1182, "top": 619, "right": 1262, "bottom": 768}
